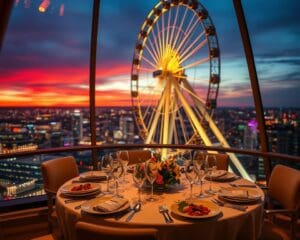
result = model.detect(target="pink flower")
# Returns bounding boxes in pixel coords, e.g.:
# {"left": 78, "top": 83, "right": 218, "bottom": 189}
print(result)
{"left": 156, "top": 173, "right": 164, "bottom": 185}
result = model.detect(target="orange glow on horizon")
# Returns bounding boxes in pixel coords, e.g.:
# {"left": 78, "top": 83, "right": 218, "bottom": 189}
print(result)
{"left": 0, "top": 64, "right": 135, "bottom": 107}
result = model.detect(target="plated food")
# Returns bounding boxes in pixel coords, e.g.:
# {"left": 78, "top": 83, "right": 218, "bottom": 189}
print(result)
{"left": 60, "top": 182, "right": 100, "bottom": 197}
{"left": 171, "top": 200, "right": 221, "bottom": 219}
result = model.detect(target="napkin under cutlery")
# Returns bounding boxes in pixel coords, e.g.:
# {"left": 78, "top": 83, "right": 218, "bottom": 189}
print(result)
{"left": 93, "top": 197, "right": 128, "bottom": 212}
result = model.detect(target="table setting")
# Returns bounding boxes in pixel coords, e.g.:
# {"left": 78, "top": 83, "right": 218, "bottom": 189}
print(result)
{"left": 56, "top": 152, "right": 265, "bottom": 240}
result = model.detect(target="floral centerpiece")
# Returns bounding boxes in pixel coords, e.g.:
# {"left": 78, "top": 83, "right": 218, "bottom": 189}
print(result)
{"left": 134, "top": 152, "right": 181, "bottom": 190}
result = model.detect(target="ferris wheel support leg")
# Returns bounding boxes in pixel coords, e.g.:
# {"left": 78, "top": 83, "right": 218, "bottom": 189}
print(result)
{"left": 183, "top": 80, "right": 252, "bottom": 181}
{"left": 145, "top": 87, "right": 167, "bottom": 145}
{"left": 173, "top": 79, "right": 212, "bottom": 147}
{"left": 161, "top": 77, "right": 171, "bottom": 158}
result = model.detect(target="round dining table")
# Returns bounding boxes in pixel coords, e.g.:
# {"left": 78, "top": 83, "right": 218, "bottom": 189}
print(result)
{"left": 56, "top": 171, "right": 264, "bottom": 240}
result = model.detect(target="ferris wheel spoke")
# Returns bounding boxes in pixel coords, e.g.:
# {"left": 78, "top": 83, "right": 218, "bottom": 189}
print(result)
{"left": 171, "top": 7, "right": 188, "bottom": 51}
{"left": 150, "top": 26, "right": 163, "bottom": 60}
{"left": 168, "top": 6, "right": 180, "bottom": 48}
{"left": 165, "top": 8, "right": 172, "bottom": 52}
{"left": 139, "top": 67, "right": 155, "bottom": 72}
{"left": 155, "top": 17, "right": 164, "bottom": 59}
{"left": 175, "top": 14, "right": 199, "bottom": 55}
{"left": 147, "top": 34, "right": 161, "bottom": 62}
{"left": 179, "top": 57, "right": 210, "bottom": 71}
{"left": 141, "top": 55, "right": 158, "bottom": 69}
{"left": 144, "top": 42, "right": 159, "bottom": 64}
{"left": 179, "top": 37, "right": 207, "bottom": 64}
{"left": 161, "top": 12, "right": 166, "bottom": 57}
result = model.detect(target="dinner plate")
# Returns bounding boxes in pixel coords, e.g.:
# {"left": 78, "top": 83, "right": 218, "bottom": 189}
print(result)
{"left": 170, "top": 200, "right": 221, "bottom": 219}
{"left": 79, "top": 171, "right": 107, "bottom": 181}
{"left": 205, "top": 171, "right": 237, "bottom": 182}
{"left": 60, "top": 182, "right": 100, "bottom": 195}
{"left": 61, "top": 189, "right": 101, "bottom": 198}
{"left": 218, "top": 187, "right": 261, "bottom": 203}
{"left": 81, "top": 196, "right": 130, "bottom": 215}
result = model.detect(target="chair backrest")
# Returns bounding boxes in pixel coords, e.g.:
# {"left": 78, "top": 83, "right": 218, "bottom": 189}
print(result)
{"left": 118, "top": 150, "right": 152, "bottom": 165}
{"left": 196, "top": 153, "right": 229, "bottom": 171}
{"left": 75, "top": 221, "right": 158, "bottom": 240}
{"left": 268, "top": 164, "right": 300, "bottom": 210}
{"left": 41, "top": 156, "right": 79, "bottom": 194}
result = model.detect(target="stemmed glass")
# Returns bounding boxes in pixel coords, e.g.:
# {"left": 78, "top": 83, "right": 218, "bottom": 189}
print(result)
{"left": 118, "top": 151, "right": 129, "bottom": 183}
{"left": 110, "top": 154, "right": 124, "bottom": 197}
{"left": 184, "top": 156, "right": 198, "bottom": 200}
{"left": 101, "top": 155, "right": 113, "bottom": 193}
{"left": 133, "top": 162, "right": 146, "bottom": 204}
{"left": 193, "top": 151, "right": 208, "bottom": 198}
{"left": 205, "top": 154, "right": 217, "bottom": 195}
{"left": 145, "top": 160, "right": 159, "bottom": 202}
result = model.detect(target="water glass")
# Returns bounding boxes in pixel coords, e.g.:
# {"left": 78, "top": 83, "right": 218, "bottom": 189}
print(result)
{"left": 145, "top": 160, "right": 159, "bottom": 201}
{"left": 193, "top": 151, "right": 208, "bottom": 198}
{"left": 184, "top": 158, "right": 197, "bottom": 200}
{"left": 110, "top": 154, "right": 124, "bottom": 197}
{"left": 205, "top": 154, "right": 217, "bottom": 195}
{"left": 133, "top": 162, "right": 146, "bottom": 203}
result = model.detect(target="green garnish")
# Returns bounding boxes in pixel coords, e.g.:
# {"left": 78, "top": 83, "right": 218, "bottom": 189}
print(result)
{"left": 177, "top": 200, "right": 188, "bottom": 212}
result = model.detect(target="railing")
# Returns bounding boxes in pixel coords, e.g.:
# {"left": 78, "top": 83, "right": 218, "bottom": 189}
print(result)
{"left": 0, "top": 143, "right": 299, "bottom": 165}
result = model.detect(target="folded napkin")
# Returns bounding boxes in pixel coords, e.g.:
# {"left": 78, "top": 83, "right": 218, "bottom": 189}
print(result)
{"left": 210, "top": 170, "right": 227, "bottom": 179}
{"left": 220, "top": 189, "right": 259, "bottom": 200}
{"left": 80, "top": 171, "right": 107, "bottom": 181}
{"left": 93, "top": 197, "right": 128, "bottom": 212}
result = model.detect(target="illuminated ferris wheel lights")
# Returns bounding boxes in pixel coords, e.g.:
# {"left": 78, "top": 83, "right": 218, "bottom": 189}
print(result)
{"left": 197, "top": 9, "right": 208, "bottom": 19}
{"left": 205, "top": 26, "right": 216, "bottom": 36}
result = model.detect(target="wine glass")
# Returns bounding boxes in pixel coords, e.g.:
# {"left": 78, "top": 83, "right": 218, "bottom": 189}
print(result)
{"left": 110, "top": 154, "right": 124, "bottom": 197}
{"left": 118, "top": 151, "right": 129, "bottom": 183}
{"left": 193, "top": 151, "right": 208, "bottom": 198}
{"left": 205, "top": 154, "right": 217, "bottom": 195}
{"left": 133, "top": 162, "right": 146, "bottom": 204}
{"left": 144, "top": 160, "right": 159, "bottom": 201}
{"left": 101, "top": 155, "right": 113, "bottom": 193}
{"left": 184, "top": 157, "right": 198, "bottom": 200}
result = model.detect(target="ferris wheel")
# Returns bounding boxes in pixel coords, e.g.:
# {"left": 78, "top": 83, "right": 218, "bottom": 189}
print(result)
{"left": 131, "top": 0, "right": 219, "bottom": 145}
{"left": 130, "top": 0, "right": 251, "bottom": 180}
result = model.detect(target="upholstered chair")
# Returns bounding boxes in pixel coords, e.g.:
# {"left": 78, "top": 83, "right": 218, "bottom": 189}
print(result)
{"left": 117, "top": 149, "right": 152, "bottom": 165}
{"left": 41, "top": 156, "right": 79, "bottom": 238}
{"left": 261, "top": 164, "right": 300, "bottom": 240}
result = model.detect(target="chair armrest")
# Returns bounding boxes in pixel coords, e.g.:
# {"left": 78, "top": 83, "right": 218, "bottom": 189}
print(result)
{"left": 264, "top": 208, "right": 297, "bottom": 216}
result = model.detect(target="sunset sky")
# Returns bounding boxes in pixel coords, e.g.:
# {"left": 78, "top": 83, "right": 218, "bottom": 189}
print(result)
{"left": 0, "top": 0, "right": 299, "bottom": 107}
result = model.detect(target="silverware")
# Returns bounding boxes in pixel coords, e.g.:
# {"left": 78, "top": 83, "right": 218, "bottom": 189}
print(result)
{"left": 125, "top": 202, "right": 141, "bottom": 222}
{"left": 159, "top": 205, "right": 174, "bottom": 223}
{"left": 229, "top": 183, "right": 256, "bottom": 188}
{"left": 211, "top": 198, "right": 248, "bottom": 211}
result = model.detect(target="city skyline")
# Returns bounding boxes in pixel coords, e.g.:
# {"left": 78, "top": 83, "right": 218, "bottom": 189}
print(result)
{"left": 0, "top": 0, "right": 299, "bottom": 107}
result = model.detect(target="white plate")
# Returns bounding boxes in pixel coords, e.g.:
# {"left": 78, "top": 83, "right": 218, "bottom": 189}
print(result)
{"left": 206, "top": 172, "right": 237, "bottom": 182}
{"left": 218, "top": 187, "right": 261, "bottom": 203}
{"left": 61, "top": 189, "right": 101, "bottom": 198}
{"left": 171, "top": 200, "right": 221, "bottom": 219}
{"left": 81, "top": 196, "right": 130, "bottom": 215}
{"left": 60, "top": 182, "right": 100, "bottom": 195}
{"left": 79, "top": 171, "right": 107, "bottom": 181}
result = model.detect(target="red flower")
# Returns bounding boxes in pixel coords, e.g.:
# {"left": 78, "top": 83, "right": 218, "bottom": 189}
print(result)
{"left": 156, "top": 173, "right": 164, "bottom": 185}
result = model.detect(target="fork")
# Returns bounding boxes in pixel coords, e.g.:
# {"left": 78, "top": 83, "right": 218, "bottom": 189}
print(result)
{"left": 158, "top": 205, "right": 173, "bottom": 223}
